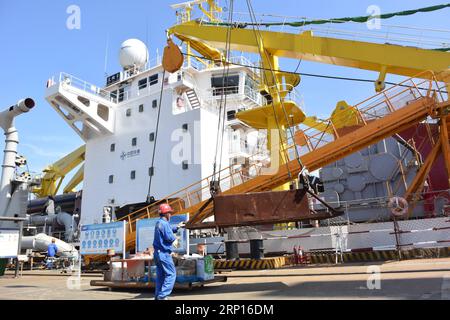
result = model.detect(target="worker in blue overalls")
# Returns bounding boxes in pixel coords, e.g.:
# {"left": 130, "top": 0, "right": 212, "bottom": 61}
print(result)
{"left": 46, "top": 239, "right": 58, "bottom": 270}
{"left": 153, "top": 203, "right": 185, "bottom": 300}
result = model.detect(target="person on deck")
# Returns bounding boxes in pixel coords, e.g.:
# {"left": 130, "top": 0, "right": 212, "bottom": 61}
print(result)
{"left": 46, "top": 239, "right": 58, "bottom": 270}
{"left": 153, "top": 204, "right": 185, "bottom": 300}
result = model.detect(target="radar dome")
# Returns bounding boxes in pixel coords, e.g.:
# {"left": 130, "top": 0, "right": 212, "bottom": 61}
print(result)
{"left": 119, "top": 39, "right": 149, "bottom": 70}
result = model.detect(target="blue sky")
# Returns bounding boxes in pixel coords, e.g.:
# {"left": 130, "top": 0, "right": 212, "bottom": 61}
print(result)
{"left": 0, "top": 0, "right": 448, "bottom": 177}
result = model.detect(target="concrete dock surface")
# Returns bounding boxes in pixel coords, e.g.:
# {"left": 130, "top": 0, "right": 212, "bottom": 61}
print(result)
{"left": 1, "top": 258, "right": 450, "bottom": 300}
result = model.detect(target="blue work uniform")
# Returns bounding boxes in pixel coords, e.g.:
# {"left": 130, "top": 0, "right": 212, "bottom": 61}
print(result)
{"left": 153, "top": 217, "right": 179, "bottom": 300}
{"left": 47, "top": 243, "right": 58, "bottom": 257}
{"left": 47, "top": 243, "right": 58, "bottom": 269}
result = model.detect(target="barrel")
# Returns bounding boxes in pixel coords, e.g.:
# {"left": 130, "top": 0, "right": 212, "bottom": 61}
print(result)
{"left": 225, "top": 241, "right": 239, "bottom": 260}
{"left": 250, "top": 239, "right": 264, "bottom": 260}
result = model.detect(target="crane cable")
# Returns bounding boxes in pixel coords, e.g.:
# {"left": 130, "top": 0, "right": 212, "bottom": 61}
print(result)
{"left": 146, "top": 69, "right": 167, "bottom": 202}
{"left": 211, "top": 0, "right": 235, "bottom": 195}
{"left": 245, "top": 0, "right": 293, "bottom": 182}
{"left": 180, "top": 52, "right": 448, "bottom": 94}
{"left": 246, "top": 0, "right": 306, "bottom": 183}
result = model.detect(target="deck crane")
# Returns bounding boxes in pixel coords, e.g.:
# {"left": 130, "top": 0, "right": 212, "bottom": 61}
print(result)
{"left": 32, "top": 145, "right": 85, "bottom": 198}
{"left": 102, "top": 1, "right": 450, "bottom": 254}
{"left": 165, "top": 1, "right": 450, "bottom": 214}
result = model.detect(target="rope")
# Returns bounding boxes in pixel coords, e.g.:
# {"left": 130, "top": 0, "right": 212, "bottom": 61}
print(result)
{"left": 181, "top": 52, "right": 448, "bottom": 94}
{"left": 211, "top": 0, "right": 235, "bottom": 194}
{"left": 204, "top": 3, "right": 450, "bottom": 28}
{"left": 146, "top": 70, "right": 166, "bottom": 201}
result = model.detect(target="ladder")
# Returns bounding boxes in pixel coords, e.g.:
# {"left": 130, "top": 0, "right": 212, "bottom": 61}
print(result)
{"left": 185, "top": 89, "right": 201, "bottom": 109}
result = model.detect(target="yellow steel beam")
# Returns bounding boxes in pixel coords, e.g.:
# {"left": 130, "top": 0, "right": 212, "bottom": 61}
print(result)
{"left": 33, "top": 145, "right": 85, "bottom": 197}
{"left": 63, "top": 164, "right": 84, "bottom": 194}
{"left": 169, "top": 21, "right": 450, "bottom": 81}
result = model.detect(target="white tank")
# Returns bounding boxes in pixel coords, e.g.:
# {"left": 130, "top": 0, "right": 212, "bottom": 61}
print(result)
{"left": 119, "top": 39, "right": 149, "bottom": 70}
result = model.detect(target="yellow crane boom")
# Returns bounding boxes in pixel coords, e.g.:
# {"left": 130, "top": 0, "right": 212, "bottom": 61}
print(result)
{"left": 32, "top": 145, "right": 85, "bottom": 198}
{"left": 169, "top": 20, "right": 450, "bottom": 87}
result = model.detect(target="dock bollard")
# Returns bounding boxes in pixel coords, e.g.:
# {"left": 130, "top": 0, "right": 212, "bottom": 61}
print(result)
{"left": 225, "top": 240, "right": 239, "bottom": 261}
{"left": 250, "top": 239, "right": 264, "bottom": 260}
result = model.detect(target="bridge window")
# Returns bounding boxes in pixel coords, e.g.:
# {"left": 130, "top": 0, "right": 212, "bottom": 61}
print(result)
{"left": 152, "top": 99, "right": 158, "bottom": 109}
{"left": 110, "top": 143, "right": 115, "bottom": 152}
{"left": 126, "top": 108, "right": 131, "bottom": 117}
{"left": 149, "top": 167, "right": 155, "bottom": 176}
{"left": 227, "top": 110, "right": 236, "bottom": 121}
{"left": 149, "top": 74, "right": 159, "bottom": 86}
{"left": 138, "top": 78, "right": 148, "bottom": 90}
{"left": 149, "top": 133, "right": 155, "bottom": 142}
{"left": 108, "top": 175, "right": 114, "bottom": 184}
{"left": 211, "top": 75, "right": 239, "bottom": 96}
{"left": 139, "top": 104, "right": 144, "bottom": 113}
{"left": 132, "top": 137, "right": 137, "bottom": 147}
{"left": 130, "top": 171, "right": 136, "bottom": 180}
{"left": 118, "top": 88, "right": 125, "bottom": 102}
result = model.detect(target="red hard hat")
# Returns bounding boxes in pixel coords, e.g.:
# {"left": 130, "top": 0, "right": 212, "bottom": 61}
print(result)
{"left": 159, "top": 203, "right": 174, "bottom": 215}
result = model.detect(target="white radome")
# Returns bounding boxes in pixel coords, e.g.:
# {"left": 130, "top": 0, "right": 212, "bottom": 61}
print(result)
{"left": 119, "top": 39, "right": 149, "bottom": 69}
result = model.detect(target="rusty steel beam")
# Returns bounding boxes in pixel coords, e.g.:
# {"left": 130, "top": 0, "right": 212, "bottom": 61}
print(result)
{"left": 212, "top": 189, "right": 342, "bottom": 228}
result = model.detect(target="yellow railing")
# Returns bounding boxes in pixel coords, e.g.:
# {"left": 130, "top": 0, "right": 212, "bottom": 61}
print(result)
{"left": 295, "top": 71, "right": 446, "bottom": 156}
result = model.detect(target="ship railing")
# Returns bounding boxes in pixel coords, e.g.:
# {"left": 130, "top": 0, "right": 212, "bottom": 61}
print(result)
{"left": 290, "top": 71, "right": 446, "bottom": 162}
{"left": 201, "top": 11, "right": 450, "bottom": 51}
{"left": 202, "top": 85, "right": 266, "bottom": 108}
{"left": 58, "top": 72, "right": 116, "bottom": 103}
{"left": 121, "top": 56, "right": 164, "bottom": 81}
{"left": 183, "top": 54, "right": 259, "bottom": 73}
{"left": 265, "top": 84, "right": 305, "bottom": 108}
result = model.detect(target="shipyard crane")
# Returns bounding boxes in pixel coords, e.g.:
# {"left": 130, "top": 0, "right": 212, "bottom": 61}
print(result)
{"left": 32, "top": 145, "right": 85, "bottom": 198}
{"left": 98, "top": 1, "right": 450, "bottom": 254}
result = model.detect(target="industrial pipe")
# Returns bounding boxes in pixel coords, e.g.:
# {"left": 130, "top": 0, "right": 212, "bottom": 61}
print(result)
{"left": 0, "top": 98, "right": 35, "bottom": 222}
{"left": 28, "top": 211, "right": 78, "bottom": 243}
{"left": 21, "top": 233, "right": 78, "bottom": 260}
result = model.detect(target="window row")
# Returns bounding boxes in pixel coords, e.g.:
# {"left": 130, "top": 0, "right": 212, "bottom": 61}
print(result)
{"left": 126, "top": 100, "right": 159, "bottom": 117}
{"left": 138, "top": 74, "right": 159, "bottom": 90}
{"left": 110, "top": 134, "right": 155, "bottom": 151}
{"left": 108, "top": 163, "right": 189, "bottom": 184}
{"left": 109, "top": 123, "right": 189, "bottom": 151}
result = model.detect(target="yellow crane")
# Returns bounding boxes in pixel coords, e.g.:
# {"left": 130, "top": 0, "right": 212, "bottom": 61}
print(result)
{"left": 166, "top": 0, "right": 450, "bottom": 195}
{"left": 32, "top": 145, "right": 85, "bottom": 198}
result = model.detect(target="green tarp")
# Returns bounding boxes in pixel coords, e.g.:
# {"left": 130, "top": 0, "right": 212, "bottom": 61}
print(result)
{"left": 204, "top": 3, "right": 450, "bottom": 28}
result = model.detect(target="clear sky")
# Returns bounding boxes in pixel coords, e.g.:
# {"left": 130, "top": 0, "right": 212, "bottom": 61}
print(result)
{"left": 0, "top": 0, "right": 448, "bottom": 178}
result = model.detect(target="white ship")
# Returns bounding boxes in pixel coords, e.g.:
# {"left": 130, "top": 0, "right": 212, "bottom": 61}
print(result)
{"left": 0, "top": 0, "right": 448, "bottom": 260}
{"left": 45, "top": 38, "right": 270, "bottom": 226}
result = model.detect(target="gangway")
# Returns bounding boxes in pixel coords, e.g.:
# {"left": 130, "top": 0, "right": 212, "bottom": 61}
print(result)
{"left": 117, "top": 72, "right": 449, "bottom": 252}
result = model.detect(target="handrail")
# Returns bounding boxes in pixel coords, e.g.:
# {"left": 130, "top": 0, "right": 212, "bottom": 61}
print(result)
{"left": 59, "top": 73, "right": 116, "bottom": 103}
{"left": 202, "top": 85, "right": 266, "bottom": 107}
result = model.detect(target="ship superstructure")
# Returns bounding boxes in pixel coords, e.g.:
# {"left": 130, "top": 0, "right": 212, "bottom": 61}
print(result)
{"left": 45, "top": 39, "right": 274, "bottom": 225}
